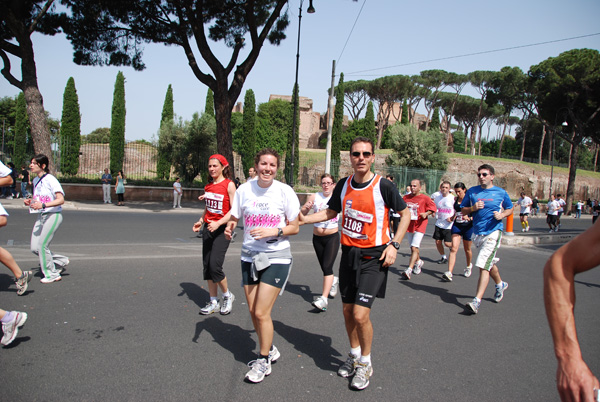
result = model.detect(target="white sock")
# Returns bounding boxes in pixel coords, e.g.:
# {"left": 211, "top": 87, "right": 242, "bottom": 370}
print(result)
{"left": 350, "top": 346, "right": 361, "bottom": 358}
{"left": 223, "top": 290, "right": 231, "bottom": 298}
{"left": 359, "top": 354, "right": 371, "bottom": 365}
{"left": 442, "top": 254, "right": 447, "bottom": 259}
{"left": 210, "top": 297, "right": 218, "bottom": 303}
{"left": 466, "top": 264, "right": 472, "bottom": 269}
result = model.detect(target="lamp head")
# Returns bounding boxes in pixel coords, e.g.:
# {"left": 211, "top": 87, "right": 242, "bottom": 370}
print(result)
{"left": 561, "top": 121, "right": 568, "bottom": 127}
{"left": 307, "top": 0, "right": 315, "bottom": 13}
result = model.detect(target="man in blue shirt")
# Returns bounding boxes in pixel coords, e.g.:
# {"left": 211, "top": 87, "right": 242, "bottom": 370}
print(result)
{"left": 460, "top": 164, "right": 513, "bottom": 314}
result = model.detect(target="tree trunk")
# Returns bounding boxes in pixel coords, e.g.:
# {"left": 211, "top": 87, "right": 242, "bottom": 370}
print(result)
{"left": 213, "top": 86, "right": 234, "bottom": 170}
{"left": 594, "top": 143, "right": 598, "bottom": 172}
{"left": 538, "top": 124, "right": 546, "bottom": 164}
{"left": 520, "top": 126, "right": 528, "bottom": 161}
{"left": 7, "top": 14, "right": 53, "bottom": 172}
{"left": 496, "top": 116, "right": 508, "bottom": 158}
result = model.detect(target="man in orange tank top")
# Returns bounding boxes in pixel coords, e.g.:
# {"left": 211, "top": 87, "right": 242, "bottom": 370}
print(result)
{"left": 300, "top": 137, "right": 410, "bottom": 390}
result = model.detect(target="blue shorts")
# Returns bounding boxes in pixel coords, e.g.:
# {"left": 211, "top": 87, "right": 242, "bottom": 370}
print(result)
{"left": 451, "top": 223, "right": 473, "bottom": 241}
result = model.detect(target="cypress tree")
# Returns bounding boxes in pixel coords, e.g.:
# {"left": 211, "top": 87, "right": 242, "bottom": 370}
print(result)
{"left": 241, "top": 89, "right": 256, "bottom": 175}
{"left": 157, "top": 84, "right": 174, "bottom": 179}
{"left": 285, "top": 83, "right": 300, "bottom": 184}
{"left": 110, "top": 71, "right": 126, "bottom": 174}
{"left": 13, "top": 93, "right": 28, "bottom": 169}
{"left": 364, "top": 101, "right": 376, "bottom": 145}
{"left": 59, "top": 77, "right": 81, "bottom": 175}
{"left": 401, "top": 99, "right": 409, "bottom": 124}
{"left": 430, "top": 106, "right": 440, "bottom": 131}
{"left": 331, "top": 73, "right": 344, "bottom": 179}
{"left": 205, "top": 89, "right": 215, "bottom": 117}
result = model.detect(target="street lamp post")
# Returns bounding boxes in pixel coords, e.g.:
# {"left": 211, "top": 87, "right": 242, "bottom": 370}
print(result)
{"left": 289, "top": 0, "right": 315, "bottom": 187}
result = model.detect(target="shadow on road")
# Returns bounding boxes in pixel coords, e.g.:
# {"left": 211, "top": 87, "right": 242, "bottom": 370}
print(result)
{"left": 274, "top": 320, "right": 343, "bottom": 373}
{"left": 193, "top": 316, "right": 256, "bottom": 364}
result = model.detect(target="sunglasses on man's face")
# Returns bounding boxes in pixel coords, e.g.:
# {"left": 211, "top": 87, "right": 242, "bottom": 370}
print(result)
{"left": 351, "top": 151, "right": 372, "bottom": 158}
{"left": 477, "top": 173, "right": 490, "bottom": 177}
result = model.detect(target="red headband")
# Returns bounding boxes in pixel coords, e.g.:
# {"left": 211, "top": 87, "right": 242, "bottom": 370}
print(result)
{"left": 209, "top": 154, "right": 229, "bottom": 168}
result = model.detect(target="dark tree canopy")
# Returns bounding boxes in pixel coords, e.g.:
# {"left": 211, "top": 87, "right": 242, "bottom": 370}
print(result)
{"left": 63, "top": 0, "right": 291, "bottom": 172}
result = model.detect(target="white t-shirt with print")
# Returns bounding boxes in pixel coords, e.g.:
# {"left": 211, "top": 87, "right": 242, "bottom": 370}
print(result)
{"left": 312, "top": 192, "right": 339, "bottom": 230}
{"left": 231, "top": 179, "right": 300, "bottom": 261}
{"left": 433, "top": 193, "right": 455, "bottom": 229}
{"left": 31, "top": 174, "right": 64, "bottom": 214}
{"left": 518, "top": 196, "right": 532, "bottom": 214}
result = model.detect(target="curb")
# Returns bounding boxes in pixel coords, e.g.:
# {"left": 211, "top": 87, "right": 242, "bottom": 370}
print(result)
{"left": 502, "top": 232, "right": 578, "bottom": 246}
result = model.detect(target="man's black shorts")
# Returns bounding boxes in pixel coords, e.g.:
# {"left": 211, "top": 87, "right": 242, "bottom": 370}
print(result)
{"left": 432, "top": 226, "right": 452, "bottom": 243}
{"left": 339, "top": 245, "right": 388, "bottom": 308}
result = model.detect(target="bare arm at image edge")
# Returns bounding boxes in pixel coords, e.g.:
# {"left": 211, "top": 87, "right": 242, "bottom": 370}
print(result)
{"left": 543, "top": 220, "right": 600, "bottom": 402}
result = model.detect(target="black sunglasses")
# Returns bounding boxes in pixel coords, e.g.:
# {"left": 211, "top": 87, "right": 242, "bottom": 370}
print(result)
{"left": 351, "top": 151, "right": 372, "bottom": 158}
{"left": 477, "top": 173, "right": 490, "bottom": 177}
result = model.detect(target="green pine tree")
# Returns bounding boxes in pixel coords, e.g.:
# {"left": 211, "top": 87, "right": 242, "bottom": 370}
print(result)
{"left": 59, "top": 77, "right": 81, "bottom": 175}
{"left": 110, "top": 71, "right": 126, "bottom": 174}
{"left": 241, "top": 89, "right": 256, "bottom": 175}
{"left": 285, "top": 83, "right": 300, "bottom": 185}
{"left": 205, "top": 89, "right": 215, "bottom": 117}
{"left": 331, "top": 73, "right": 344, "bottom": 179}
{"left": 13, "top": 93, "right": 28, "bottom": 169}
{"left": 364, "top": 101, "right": 376, "bottom": 145}
{"left": 430, "top": 106, "right": 440, "bottom": 131}
{"left": 157, "top": 84, "right": 174, "bottom": 179}
{"left": 401, "top": 99, "right": 409, "bottom": 125}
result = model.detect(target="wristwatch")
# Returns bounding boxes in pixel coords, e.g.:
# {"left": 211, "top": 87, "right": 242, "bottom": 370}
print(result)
{"left": 277, "top": 228, "right": 284, "bottom": 237}
{"left": 42, "top": 203, "right": 46, "bottom": 209}
{"left": 390, "top": 241, "right": 400, "bottom": 250}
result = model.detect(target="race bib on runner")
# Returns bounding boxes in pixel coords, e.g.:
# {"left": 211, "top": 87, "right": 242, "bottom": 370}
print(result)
{"left": 205, "top": 192, "right": 224, "bottom": 215}
{"left": 342, "top": 207, "right": 373, "bottom": 239}
{"left": 407, "top": 202, "right": 419, "bottom": 220}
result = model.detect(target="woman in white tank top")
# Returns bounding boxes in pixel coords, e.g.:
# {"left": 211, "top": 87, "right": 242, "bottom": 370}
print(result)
{"left": 300, "top": 173, "right": 340, "bottom": 311}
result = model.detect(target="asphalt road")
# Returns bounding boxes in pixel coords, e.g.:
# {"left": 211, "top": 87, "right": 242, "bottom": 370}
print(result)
{"left": 0, "top": 204, "right": 598, "bottom": 401}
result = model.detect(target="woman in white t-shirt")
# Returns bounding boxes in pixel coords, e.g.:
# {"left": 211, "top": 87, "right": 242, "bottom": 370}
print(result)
{"left": 300, "top": 173, "right": 339, "bottom": 311}
{"left": 225, "top": 148, "right": 300, "bottom": 384}
{"left": 23, "top": 154, "right": 69, "bottom": 283}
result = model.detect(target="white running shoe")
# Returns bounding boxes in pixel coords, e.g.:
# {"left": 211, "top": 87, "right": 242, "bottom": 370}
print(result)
{"left": 311, "top": 296, "right": 328, "bottom": 311}
{"left": 245, "top": 357, "right": 271, "bottom": 383}
{"left": 442, "top": 271, "right": 453, "bottom": 282}
{"left": 1, "top": 311, "right": 28, "bottom": 346}
{"left": 413, "top": 259, "right": 424, "bottom": 275}
{"left": 220, "top": 293, "right": 235, "bottom": 315}
{"left": 199, "top": 300, "right": 219, "bottom": 315}
{"left": 463, "top": 265, "right": 472, "bottom": 278}
{"left": 329, "top": 276, "right": 339, "bottom": 298}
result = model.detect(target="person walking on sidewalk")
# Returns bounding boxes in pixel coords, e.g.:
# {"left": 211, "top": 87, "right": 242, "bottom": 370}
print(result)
{"left": 101, "top": 168, "right": 112, "bottom": 204}
{"left": 401, "top": 179, "right": 436, "bottom": 280}
{"left": 300, "top": 137, "right": 409, "bottom": 390}
{"left": 225, "top": 148, "right": 300, "bottom": 384}
{"left": 193, "top": 155, "right": 236, "bottom": 316}
{"left": 300, "top": 173, "right": 340, "bottom": 312}
{"left": 19, "top": 164, "right": 30, "bottom": 199}
{"left": 461, "top": 164, "right": 513, "bottom": 315}
{"left": 23, "top": 154, "right": 69, "bottom": 284}
{"left": 445, "top": 182, "right": 473, "bottom": 281}
{"left": 172, "top": 177, "right": 182, "bottom": 208}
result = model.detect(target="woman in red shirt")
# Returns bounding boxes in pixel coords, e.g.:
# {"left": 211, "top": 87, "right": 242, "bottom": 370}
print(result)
{"left": 193, "top": 154, "right": 237, "bottom": 315}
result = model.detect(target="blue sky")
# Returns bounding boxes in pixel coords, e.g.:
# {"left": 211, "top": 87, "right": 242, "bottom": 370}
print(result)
{"left": 1, "top": 0, "right": 599, "bottom": 142}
